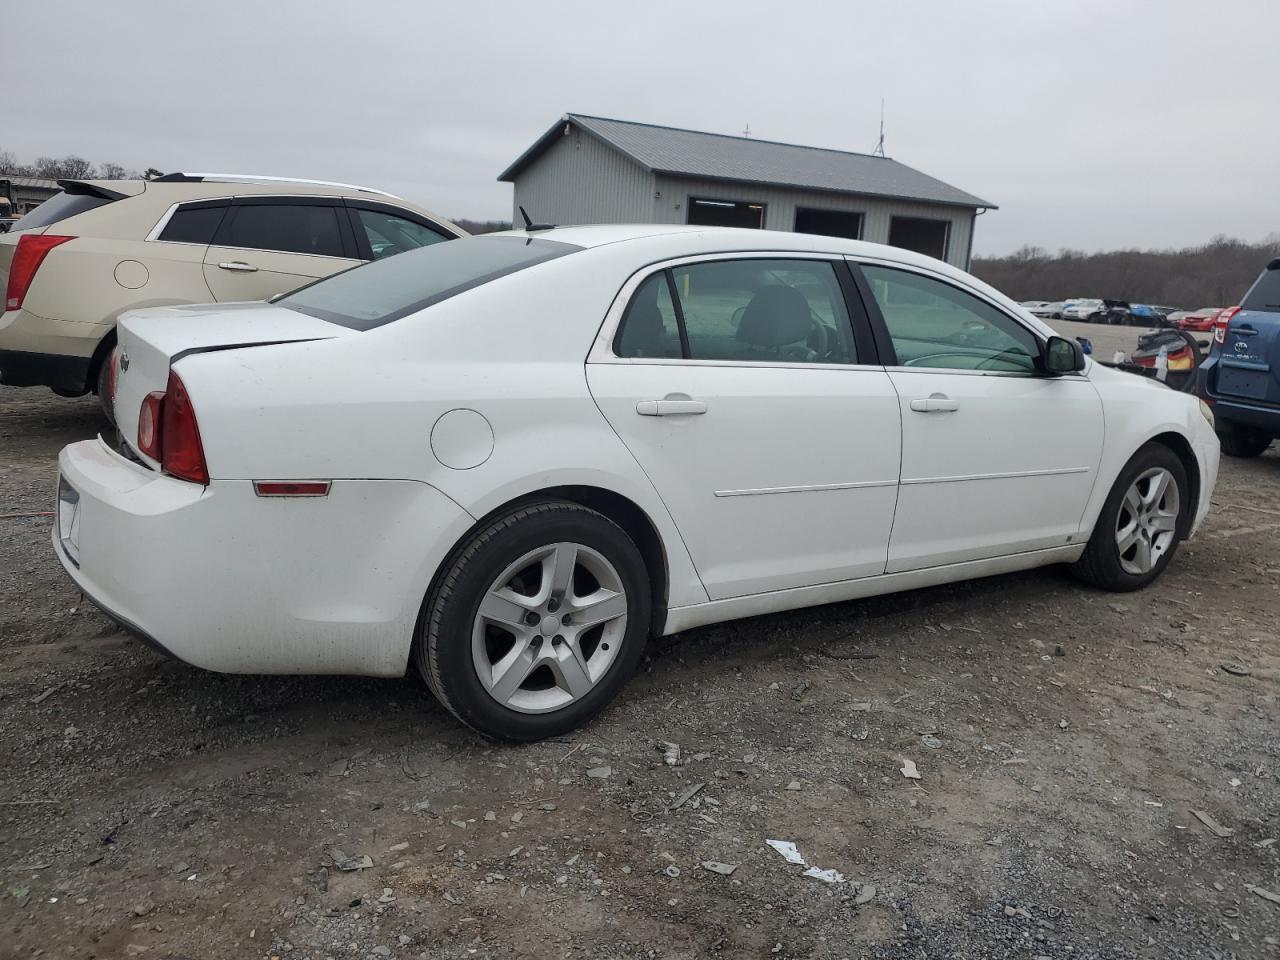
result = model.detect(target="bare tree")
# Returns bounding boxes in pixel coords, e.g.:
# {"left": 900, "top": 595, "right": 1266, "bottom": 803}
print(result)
{"left": 33, "top": 155, "right": 96, "bottom": 180}
{"left": 97, "top": 162, "right": 139, "bottom": 180}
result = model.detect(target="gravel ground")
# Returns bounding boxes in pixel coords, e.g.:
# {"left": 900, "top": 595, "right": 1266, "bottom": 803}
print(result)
{"left": 1, "top": 383, "right": 1278, "bottom": 960}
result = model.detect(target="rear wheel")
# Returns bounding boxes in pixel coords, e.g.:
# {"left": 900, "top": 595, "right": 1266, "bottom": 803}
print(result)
{"left": 1217, "top": 424, "right": 1272, "bottom": 458}
{"left": 1071, "top": 443, "right": 1188, "bottom": 591}
{"left": 95, "top": 358, "right": 116, "bottom": 427}
{"left": 415, "top": 501, "right": 651, "bottom": 741}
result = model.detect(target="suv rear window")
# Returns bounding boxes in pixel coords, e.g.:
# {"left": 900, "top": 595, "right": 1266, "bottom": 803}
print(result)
{"left": 1241, "top": 264, "right": 1280, "bottom": 314}
{"left": 280, "top": 235, "right": 580, "bottom": 331}
{"left": 9, "top": 190, "right": 115, "bottom": 231}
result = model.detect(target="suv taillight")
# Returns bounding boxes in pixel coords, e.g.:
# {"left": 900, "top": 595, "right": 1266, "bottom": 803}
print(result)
{"left": 5, "top": 234, "right": 74, "bottom": 311}
{"left": 1213, "top": 306, "right": 1240, "bottom": 346}
{"left": 135, "top": 370, "right": 209, "bottom": 484}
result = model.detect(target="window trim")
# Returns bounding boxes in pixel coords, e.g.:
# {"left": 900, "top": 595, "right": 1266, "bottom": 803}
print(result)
{"left": 591, "top": 251, "right": 881, "bottom": 370}
{"left": 208, "top": 195, "right": 360, "bottom": 260}
{"left": 847, "top": 256, "right": 1078, "bottom": 379}
{"left": 146, "top": 198, "right": 231, "bottom": 245}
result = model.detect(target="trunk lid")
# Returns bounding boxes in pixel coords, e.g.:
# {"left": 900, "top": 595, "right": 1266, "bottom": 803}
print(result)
{"left": 1216, "top": 260, "right": 1280, "bottom": 406}
{"left": 114, "top": 301, "right": 352, "bottom": 469}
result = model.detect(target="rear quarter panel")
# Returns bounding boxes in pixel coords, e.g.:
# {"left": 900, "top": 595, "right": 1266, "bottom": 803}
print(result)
{"left": 175, "top": 245, "right": 712, "bottom": 610}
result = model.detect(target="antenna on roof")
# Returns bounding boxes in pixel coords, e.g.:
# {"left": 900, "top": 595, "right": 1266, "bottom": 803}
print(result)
{"left": 743, "top": 122, "right": 751, "bottom": 138}
{"left": 872, "top": 100, "right": 886, "bottom": 157}
{"left": 518, "top": 205, "right": 557, "bottom": 232}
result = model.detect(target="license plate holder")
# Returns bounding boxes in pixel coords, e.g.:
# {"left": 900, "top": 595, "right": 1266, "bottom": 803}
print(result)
{"left": 1218, "top": 365, "right": 1271, "bottom": 400}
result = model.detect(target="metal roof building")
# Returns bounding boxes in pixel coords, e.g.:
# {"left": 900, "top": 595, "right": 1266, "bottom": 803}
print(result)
{"left": 499, "top": 114, "right": 996, "bottom": 269}
{"left": 0, "top": 175, "right": 60, "bottom": 216}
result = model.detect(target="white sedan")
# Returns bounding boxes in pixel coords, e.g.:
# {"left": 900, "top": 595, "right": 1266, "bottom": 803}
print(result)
{"left": 55, "top": 225, "right": 1220, "bottom": 740}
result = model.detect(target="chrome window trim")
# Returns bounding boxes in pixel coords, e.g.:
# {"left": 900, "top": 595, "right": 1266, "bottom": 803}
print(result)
{"left": 145, "top": 197, "right": 234, "bottom": 244}
{"left": 171, "top": 173, "right": 402, "bottom": 200}
{"left": 587, "top": 250, "right": 872, "bottom": 368}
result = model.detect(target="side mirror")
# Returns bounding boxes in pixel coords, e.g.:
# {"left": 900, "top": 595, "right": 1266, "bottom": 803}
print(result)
{"left": 1043, "top": 335, "right": 1086, "bottom": 374}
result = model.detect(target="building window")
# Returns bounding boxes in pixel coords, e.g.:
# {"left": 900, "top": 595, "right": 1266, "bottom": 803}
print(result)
{"left": 888, "top": 216, "right": 949, "bottom": 261}
{"left": 794, "top": 207, "right": 863, "bottom": 240}
{"left": 687, "top": 198, "right": 765, "bottom": 229}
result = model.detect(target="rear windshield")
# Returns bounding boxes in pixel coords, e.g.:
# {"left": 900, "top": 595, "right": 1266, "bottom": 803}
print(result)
{"left": 1241, "top": 265, "right": 1280, "bottom": 314}
{"left": 9, "top": 190, "right": 115, "bottom": 231}
{"left": 280, "top": 235, "right": 581, "bottom": 330}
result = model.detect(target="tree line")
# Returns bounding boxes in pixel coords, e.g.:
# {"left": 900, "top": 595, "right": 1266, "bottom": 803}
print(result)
{"left": 972, "top": 235, "right": 1280, "bottom": 309}
{"left": 0, "top": 149, "right": 161, "bottom": 182}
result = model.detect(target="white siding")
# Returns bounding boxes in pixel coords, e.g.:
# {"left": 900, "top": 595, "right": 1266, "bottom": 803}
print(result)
{"left": 512, "top": 127, "right": 654, "bottom": 225}
{"left": 653, "top": 174, "right": 976, "bottom": 269}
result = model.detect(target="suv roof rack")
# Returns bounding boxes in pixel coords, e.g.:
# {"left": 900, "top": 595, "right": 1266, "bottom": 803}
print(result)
{"left": 151, "top": 172, "right": 401, "bottom": 200}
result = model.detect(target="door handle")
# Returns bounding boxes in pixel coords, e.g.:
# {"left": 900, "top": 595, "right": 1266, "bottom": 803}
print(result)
{"left": 217, "top": 261, "right": 259, "bottom": 272}
{"left": 1234, "top": 325, "right": 1257, "bottom": 336}
{"left": 636, "top": 398, "right": 708, "bottom": 416}
{"left": 909, "top": 393, "right": 960, "bottom": 413}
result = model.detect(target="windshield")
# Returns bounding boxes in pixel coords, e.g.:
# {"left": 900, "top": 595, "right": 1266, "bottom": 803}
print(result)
{"left": 280, "top": 235, "right": 582, "bottom": 330}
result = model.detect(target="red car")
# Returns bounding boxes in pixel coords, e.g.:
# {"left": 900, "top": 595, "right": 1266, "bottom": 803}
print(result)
{"left": 1177, "top": 307, "right": 1224, "bottom": 331}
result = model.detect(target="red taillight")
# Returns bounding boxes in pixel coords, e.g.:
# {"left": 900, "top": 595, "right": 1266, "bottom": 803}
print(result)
{"left": 1213, "top": 306, "right": 1240, "bottom": 346}
{"left": 137, "top": 391, "right": 164, "bottom": 460}
{"left": 5, "top": 234, "right": 73, "bottom": 311}
{"left": 134, "top": 371, "right": 208, "bottom": 484}
{"left": 160, "top": 371, "right": 208, "bottom": 484}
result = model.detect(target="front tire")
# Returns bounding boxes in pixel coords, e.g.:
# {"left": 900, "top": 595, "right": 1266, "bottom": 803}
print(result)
{"left": 415, "top": 500, "right": 651, "bottom": 741}
{"left": 1071, "top": 442, "right": 1188, "bottom": 591}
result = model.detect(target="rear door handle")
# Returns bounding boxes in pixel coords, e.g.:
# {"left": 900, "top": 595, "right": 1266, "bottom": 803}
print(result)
{"left": 217, "top": 261, "right": 258, "bottom": 272}
{"left": 636, "top": 398, "right": 707, "bottom": 416}
{"left": 1234, "top": 325, "right": 1258, "bottom": 336}
{"left": 909, "top": 393, "right": 960, "bottom": 413}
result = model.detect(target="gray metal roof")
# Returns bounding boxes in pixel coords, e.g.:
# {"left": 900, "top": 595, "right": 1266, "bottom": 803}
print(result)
{"left": 0, "top": 174, "right": 61, "bottom": 190}
{"left": 499, "top": 114, "right": 996, "bottom": 210}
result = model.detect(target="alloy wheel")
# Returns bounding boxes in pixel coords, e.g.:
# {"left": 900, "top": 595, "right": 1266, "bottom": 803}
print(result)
{"left": 471, "top": 542, "right": 628, "bottom": 714}
{"left": 1115, "top": 467, "right": 1180, "bottom": 575}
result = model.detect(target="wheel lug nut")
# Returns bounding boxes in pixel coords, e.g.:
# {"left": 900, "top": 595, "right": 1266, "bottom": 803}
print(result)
{"left": 561, "top": 614, "right": 572, "bottom": 625}
{"left": 553, "top": 635, "right": 564, "bottom": 645}
{"left": 525, "top": 612, "right": 539, "bottom": 625}
{"left": 547, "top": 599, "right": 559, "bottom": 613}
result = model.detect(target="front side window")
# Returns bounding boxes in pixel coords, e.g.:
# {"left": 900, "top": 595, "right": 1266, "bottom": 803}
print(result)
{"left": 616, "top": 259, "right": 857, "bottom": 364}
{"left": 219, "top": 203, "right": 345, "bottom": 257}
{"left": 860, "top": 264, "right": 1040, "bottom": 373}
{"left": 355, "top": 208, "right": 451, "bottom": 260}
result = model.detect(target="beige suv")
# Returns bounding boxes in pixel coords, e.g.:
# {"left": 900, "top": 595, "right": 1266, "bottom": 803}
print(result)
{"left": 0, "top": 173, "right": 464, "bottom": 405}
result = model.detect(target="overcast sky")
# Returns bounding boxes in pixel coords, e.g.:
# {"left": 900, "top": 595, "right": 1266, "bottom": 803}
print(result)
{"left": 6, "top": 0, "right": 1277, "bottom": 256}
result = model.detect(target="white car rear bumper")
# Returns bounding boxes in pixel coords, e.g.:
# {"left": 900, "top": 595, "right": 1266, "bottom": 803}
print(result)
{"left": 54, "top": 438, "right": 475, "bottom": 676}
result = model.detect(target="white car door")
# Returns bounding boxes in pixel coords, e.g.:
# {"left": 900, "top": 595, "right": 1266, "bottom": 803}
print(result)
{"left": 586, "top": 255, "right": 901, "bottom": 601}
{"left": 852, "top": 259, "right": 1104, "bottom": 573}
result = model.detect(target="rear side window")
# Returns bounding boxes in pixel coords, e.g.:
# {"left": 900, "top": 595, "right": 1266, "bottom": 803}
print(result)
{"left": 9, "top": 190, "right": 115, "bottom": 231}
{"left": 218, "top": 203, "right": 345, "bottom": 257}
{"left": 1241, "top": 265, "right": 1280, "bottom": 314}
{"left": 615, "top": 259, "right": 858, "bottom": 364}
{"left": 280, "top": 235, "right": 580, "bottom": 331}
{"left": 157, "top": 203, "right": 226, "bottom": 244}
{"left": 355, "top": 208, "right": 451, "bottom": 260}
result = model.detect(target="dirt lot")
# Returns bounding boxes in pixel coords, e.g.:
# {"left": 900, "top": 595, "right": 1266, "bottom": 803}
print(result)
{"left": 1, "top": 375, "right": 1278, "bottom": 960}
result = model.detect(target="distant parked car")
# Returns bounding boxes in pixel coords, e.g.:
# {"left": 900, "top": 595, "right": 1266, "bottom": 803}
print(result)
{"left": 1062, "top": 299, "right": 1106, "bottom": 322}
{"left": 1177, "top": 307, "right": 1224, "bottom": 332}
{"left": 0, "top": 173, "right": 464, "bottom": 417}
{"left": 1030, "top": 301, "right": 1066, "bottom": 319}
{"left": 0, "top": 217, "right": 20, "bottom": 233}
{"left": 1100, "top": 301, "right": 1162, "bottom": 327}
{"left": 1199, "top": 258, "right": 1280, "bottom": 457}
{"left": 1020, "top": 300, "right": 1049, "bottom": 310}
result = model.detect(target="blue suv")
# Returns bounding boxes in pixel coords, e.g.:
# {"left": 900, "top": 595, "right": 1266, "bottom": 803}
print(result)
{"left": 1200, "top": 257, "right": 1280, "bottom": 457}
